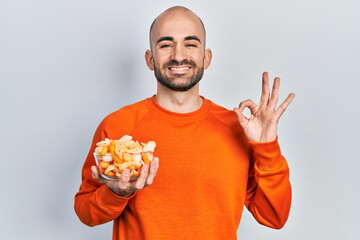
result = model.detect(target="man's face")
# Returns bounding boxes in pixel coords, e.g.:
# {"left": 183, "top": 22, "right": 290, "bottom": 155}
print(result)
{"left": 146, "top": 9, "right": 211, "bottom": 91}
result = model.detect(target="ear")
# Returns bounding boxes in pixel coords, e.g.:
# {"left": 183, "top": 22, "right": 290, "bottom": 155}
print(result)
{"left": 145, "top": 50, "right": 154, "bottom": 71}
{"left": 203, "top": 49, "right": 212, "bottom": 70}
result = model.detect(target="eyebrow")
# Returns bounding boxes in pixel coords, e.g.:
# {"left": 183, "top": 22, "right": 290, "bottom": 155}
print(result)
{"left": 157, "top": 36, "right": 173, "bottom": 44}
{"left": 185, "top": 36, "right": 201, "bottom": 43}
{"left": 156, "top": 35, "right": 202, "bottom": 45}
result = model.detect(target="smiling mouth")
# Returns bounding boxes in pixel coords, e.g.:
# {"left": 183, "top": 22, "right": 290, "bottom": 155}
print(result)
{"left": 168, "top": 66, "right": 191, "bottom": 72}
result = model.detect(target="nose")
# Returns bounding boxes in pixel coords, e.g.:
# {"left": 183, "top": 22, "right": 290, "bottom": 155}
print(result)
{"left": 170, "top": 44, "right": 186, "bottom": 62}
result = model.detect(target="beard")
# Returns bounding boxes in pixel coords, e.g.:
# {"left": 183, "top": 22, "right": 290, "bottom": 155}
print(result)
{"left": 154, "top": 59, "right": 204, "bottom": 92}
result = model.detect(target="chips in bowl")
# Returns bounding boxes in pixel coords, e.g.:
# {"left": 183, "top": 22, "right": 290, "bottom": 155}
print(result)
{"left": 94, "top": 135, "right": 156, "bottom": 180}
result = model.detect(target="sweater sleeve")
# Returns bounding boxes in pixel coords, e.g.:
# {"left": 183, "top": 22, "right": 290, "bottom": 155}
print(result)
{"left": 74, "top": 119, "right": 135, "bottom": 227}
{"left": 245, "top": 137, "right": 291, "bottom": 229}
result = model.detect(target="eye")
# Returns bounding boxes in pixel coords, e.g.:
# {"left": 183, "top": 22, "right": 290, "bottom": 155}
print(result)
{"left": 160, "top": 44, "right": 172, "bottom": 48}
{"left": 186, "top": 44, "right": 197, "bottom": 47}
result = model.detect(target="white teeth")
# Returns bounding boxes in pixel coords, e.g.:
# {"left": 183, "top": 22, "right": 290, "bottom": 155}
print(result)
{"left": 170, "top": 67, "right": 190, "bottom": 70}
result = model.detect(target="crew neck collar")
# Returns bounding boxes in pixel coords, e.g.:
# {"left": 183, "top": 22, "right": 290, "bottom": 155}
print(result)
{"left": 146, "top": 95, "right": 211, "bottom": 122}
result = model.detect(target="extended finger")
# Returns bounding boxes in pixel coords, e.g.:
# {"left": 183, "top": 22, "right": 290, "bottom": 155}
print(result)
{"left": 275, "top": 93, "right": 295, "bottom": 119}
{"left": 268, "top": 77, "right": 280, "bottom": 110}
{"left": 134, "top": 165, "right": 149, "bottom": 191}
{"left": 260, "top": 72, "right": 270, "bottom": 104}
{"left": 118, "top": 169, "right": 131, "bottom": 190}
{"left": 146, "top": 157, "right": 159, "bottom": 186}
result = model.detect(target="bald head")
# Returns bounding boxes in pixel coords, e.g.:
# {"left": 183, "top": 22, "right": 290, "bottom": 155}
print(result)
{"left": 144, "top": 6, "right": 212, "bottom": 93}
{"left": 149, "top": 6, "right": 206, "bottom": 50}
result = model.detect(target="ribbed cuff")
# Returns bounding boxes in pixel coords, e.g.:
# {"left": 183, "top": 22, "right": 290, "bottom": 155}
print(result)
{"left": 248, "top": 137, "right": 283, "bottom": 171}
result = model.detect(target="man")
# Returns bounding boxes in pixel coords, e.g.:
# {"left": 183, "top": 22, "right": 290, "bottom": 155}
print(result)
{"left": 75, "top": 6, "right": 295, "bottom": 240}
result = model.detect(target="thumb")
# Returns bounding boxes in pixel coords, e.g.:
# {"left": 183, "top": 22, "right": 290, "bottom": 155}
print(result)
{"left": 233, "top": 107, "right": 248, "bottom": 127}
{"left": 91, "top": 165, "right": 101, "bottom": 179}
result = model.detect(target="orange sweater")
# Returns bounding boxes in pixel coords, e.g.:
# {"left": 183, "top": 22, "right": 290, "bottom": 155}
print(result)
{"left": 74, "top": 96, "right": 291, "bottom": 239}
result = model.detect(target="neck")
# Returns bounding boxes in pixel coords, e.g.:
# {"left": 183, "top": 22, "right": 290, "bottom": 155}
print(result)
{"left": 155, "top": 83, "right": 203, "bottom": 113}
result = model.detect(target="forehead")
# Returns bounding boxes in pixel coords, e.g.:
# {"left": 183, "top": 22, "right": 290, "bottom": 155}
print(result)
{"left": 151, "top": 10, "right": 205, "bottom": 43}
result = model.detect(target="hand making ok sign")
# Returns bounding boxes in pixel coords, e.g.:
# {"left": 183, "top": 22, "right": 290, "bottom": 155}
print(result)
{"left": 233, "top": 72, "right": 295, "bottom": 143}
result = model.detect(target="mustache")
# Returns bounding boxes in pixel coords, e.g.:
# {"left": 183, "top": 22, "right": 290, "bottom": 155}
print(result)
{"left": 163, "top": 60, "right": 196, "bottom": 68}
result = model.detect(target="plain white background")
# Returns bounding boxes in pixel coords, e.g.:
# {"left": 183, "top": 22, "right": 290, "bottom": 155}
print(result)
{"left": 1, "top": 0, "right": 359, "bottom": 239}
